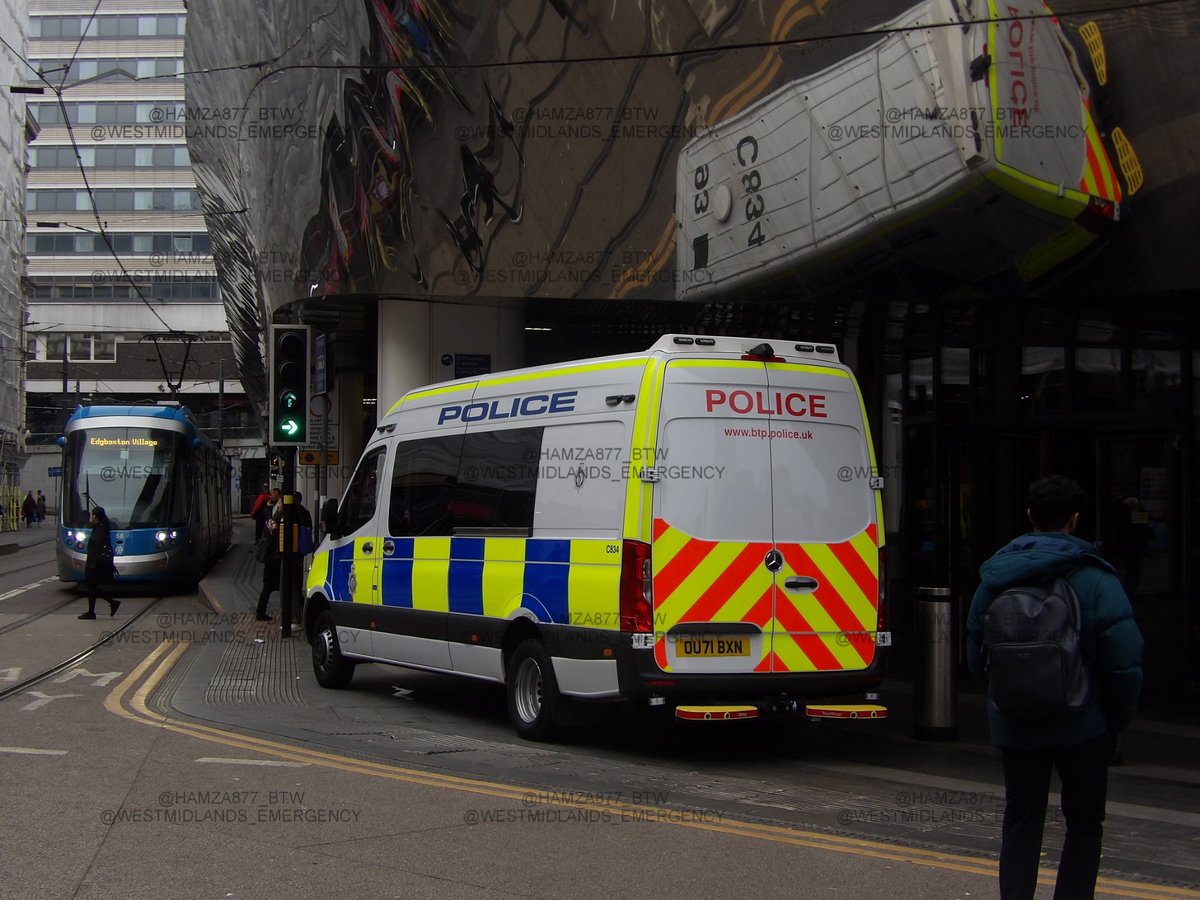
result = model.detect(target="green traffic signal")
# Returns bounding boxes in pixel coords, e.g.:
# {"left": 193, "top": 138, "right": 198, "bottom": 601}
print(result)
{"left": 277, "top": 417, "right": 303, "bottom": 439}
{"left": 269, "top": 325, "right": 311, "bottom": 446}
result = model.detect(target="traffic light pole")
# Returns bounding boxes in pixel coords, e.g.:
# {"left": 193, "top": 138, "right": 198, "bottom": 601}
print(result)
{"left": 267, "top": 323, "right": 310, "bottom": 639}
{"left": 280, "top": 446, "right": 296, "bottom": 639}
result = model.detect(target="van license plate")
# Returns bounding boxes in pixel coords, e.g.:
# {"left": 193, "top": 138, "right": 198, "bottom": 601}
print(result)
{"left": 676, "top": 637, "right": 749, "bottom": 658}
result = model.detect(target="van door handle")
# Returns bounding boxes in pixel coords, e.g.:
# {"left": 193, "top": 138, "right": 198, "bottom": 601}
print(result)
{"left": 783, "top": 576, "right": 819, "bottom": 593}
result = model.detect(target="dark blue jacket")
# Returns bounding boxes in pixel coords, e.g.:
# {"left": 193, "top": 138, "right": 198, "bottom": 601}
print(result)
{"left": 966, "top": 531, "right": 1143, "bottom": 750}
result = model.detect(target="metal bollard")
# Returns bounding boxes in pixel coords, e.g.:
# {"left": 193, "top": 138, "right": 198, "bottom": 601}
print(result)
{"left": 913, "top": 586, "right": 958, "bottom": 740}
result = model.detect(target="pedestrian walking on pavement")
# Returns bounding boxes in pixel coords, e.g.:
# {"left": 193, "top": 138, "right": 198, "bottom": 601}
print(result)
{"left": 967, "top": 475, "right": 1143, "bottom": 899}
{"left": 35, "top": 490, "right": 46, "bottom": 525}
{"left": 79, "top": 506, "right": 120, "bottom": 619}
{"left": 21, "top": 491, "right": 35, "bottom": 528}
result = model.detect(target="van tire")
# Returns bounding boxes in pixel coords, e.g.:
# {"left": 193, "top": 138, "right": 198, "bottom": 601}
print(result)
{"left": 506, "top": 639, "right": 562, "bottom": 741}
{"left": 312, "top": 611, "right": 355, "bottom": 689}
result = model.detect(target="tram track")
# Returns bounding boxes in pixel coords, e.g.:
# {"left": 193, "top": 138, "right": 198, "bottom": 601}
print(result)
{"left": 0, "top": 594, "right": 171, "bottom": 703}
{"left": 0, "top": 556, "right": 59, "bottom": 581}
{"left": 0, "top": 594, "right": 79, "bottom": 637}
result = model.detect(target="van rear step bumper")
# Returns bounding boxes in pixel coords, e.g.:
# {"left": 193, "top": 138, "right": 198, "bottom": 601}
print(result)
{"left": 676, "top": 705, "right": 758, "bottom": 721}
{"left": 805, "top": 703, "right": 887, "bottom": 720}
{"left": 674, "top": 702, "right": 887, "bottom": 721}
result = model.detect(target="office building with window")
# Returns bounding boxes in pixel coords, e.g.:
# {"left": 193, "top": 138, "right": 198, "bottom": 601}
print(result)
{"left": 20, "top": 1, "right": 263, "bottom": 508}
{"left": 1, "top": 0, "right": 32, "bottom": 524}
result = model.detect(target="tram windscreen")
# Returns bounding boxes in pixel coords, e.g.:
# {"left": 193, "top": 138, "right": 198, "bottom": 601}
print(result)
{"left": 62, "top": 428, "right": 189, "bottom": 528}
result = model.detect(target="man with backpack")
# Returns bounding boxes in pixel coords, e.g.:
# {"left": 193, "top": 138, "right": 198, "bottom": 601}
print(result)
{"left": 967, "top": 475, "right": 1143, "bottom": 899}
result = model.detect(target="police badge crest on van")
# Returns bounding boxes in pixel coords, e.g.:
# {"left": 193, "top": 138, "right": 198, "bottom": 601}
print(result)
{"left": 305, "top": 335, "right": 889, "bottom": 740}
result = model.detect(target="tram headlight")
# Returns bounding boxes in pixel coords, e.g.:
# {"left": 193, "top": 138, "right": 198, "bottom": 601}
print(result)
{"left": 154, "top": 529, "right": 181, "bottom": 549}
{"left": 73, "top": 530, "right": 86, "bottom": 549}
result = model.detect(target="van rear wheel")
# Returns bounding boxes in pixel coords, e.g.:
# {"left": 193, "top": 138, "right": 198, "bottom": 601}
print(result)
{"left": 507, "top": 639, "right": 562, "bottom": 741}
{"left": 312, "top": 611, "right": 355, "bottom": 689}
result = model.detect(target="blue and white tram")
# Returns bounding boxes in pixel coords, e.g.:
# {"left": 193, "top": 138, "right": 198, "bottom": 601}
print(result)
{"left": 56, "top": 405, "right": 232, "bottom": 586}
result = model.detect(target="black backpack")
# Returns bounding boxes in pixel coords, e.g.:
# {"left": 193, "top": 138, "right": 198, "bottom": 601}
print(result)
{"left": 982, "top": 573, "right": 1092, "bottom": 717}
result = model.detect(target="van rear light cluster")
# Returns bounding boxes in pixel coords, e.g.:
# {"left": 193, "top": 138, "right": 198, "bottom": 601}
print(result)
{"left": 619, "top": 540, "right": 653, "bottom": 633}
{"left": 1078, "top": 195, "right": 1118, "bottom": 230}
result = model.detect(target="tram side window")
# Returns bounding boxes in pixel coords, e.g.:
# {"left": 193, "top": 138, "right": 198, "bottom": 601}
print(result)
{"left": 452, "top": 427, "right": 543, "bottom": 532}
{"left": 338, "top": 448, "right": 385, "bottom": 536}
{"left": 387, "top": 435, "right": 463, "bottom": 536}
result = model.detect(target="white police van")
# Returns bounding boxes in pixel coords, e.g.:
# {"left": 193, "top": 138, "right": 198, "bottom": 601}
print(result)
{"left": 305, "top": 335, "right": 888, "bottom": 739}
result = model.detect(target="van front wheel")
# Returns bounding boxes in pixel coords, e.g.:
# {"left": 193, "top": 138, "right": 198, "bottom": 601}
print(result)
{"left": 312, "top": 611, "right": 355, "bottom": 689}
{"left": 507, "top": 639, "right": 561, "bottom": 742}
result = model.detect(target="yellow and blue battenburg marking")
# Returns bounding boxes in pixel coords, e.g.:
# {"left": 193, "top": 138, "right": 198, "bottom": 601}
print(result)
{"left": 317, "top": 538, "right": 621, "bottom": 626}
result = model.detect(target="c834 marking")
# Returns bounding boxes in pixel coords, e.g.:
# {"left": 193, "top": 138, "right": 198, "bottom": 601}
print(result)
{"left": 736, "top": 135, "right": 766, "bottom": 248}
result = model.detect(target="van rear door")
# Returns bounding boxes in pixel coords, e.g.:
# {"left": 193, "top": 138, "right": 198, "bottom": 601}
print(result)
{"left": 763, "top": 362, "right": 880, "bottom": 674}
{"left": 651, "top": 358, "right": 880, "bottom": 676}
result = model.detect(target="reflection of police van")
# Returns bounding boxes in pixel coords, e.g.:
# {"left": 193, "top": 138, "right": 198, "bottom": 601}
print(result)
{"left": 306, "top": 335, "right": 889, "bottom": 739}
{"left": 676, "top": 0, "right": 1136, "bottom": 300}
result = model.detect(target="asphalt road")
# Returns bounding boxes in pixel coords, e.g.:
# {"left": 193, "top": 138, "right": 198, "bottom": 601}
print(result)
{"left": 0, "top": 520, "right": 1197, "bottom": 899}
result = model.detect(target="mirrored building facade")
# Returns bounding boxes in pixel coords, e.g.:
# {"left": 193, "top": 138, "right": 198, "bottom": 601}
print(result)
{"left": 185, "top": 0, "right": 1200, "bottom": 694}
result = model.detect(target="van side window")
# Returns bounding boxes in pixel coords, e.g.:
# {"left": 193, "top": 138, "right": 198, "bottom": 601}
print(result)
{"left": 453, "top": 427, "right": 543, "bottom": 532}
{"left": 388, "top": 434, "right": 463, "bottom": 536}
{"left": 338, "top": 448, "right": 385, "bottom": 536}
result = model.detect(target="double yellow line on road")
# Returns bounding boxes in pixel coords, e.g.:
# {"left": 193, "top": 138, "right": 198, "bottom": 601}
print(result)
{"left": 105, "top": 642, "right": 1196, "bottom": 899}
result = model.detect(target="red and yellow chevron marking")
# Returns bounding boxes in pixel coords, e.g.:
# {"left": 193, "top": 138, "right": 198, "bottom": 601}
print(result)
{"left": 651, "top": 519, "right": 774, "bottom": 671}
{"left": 1078, "top": 98, "right": 1121, "bottom": 205}
{"left": 650, "top": 521, "right": 879, "bottom": 673}
{"left": 773, "top": 524, "right": 879, "bottom": 673}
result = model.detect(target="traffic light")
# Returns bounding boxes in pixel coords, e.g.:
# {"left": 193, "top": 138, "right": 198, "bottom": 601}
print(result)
{"left": 269, "top": 325, "right": 310, "bottom": 446}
